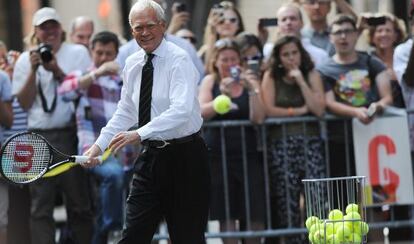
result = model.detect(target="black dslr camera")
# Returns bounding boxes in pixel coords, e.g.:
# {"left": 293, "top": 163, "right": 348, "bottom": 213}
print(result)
{"left": 37, "top": 43, "right": 53, "bottom": 63}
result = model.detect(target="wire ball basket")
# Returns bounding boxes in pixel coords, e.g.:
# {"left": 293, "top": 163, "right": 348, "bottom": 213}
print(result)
{"left": 302, "top": 176, "right": 369, "bottom": 244}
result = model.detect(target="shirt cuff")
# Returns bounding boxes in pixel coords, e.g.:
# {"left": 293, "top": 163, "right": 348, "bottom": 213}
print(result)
{"left": 95, "top": 133, "right": 113, "bottom": 152}
{"left": 137, "top": 126, "right": 151, "bottom": 141}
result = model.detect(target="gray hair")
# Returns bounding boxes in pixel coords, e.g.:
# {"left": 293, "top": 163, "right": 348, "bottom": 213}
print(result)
{"left": 128, "top": 0, "right": 166, "bottom": 27}
{"left": 69, "top": 16, "right": 94, "bottom": 33}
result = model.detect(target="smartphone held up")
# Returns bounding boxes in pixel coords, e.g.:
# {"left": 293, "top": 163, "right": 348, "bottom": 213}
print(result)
{"left": 259, "top": 18, "right": 278, "bottom": 27}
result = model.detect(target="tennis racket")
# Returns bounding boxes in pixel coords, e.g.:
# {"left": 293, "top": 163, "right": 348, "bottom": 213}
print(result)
{"left": 0, "top": 131, "right": 111, "bottom": 184}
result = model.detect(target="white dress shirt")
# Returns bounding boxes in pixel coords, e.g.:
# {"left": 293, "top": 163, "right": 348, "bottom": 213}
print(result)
{"left": 393, "top": 38, "right": 413, "bottom": 83}
{"left": 95, "top": 38, "right": 202, "bottom": 151}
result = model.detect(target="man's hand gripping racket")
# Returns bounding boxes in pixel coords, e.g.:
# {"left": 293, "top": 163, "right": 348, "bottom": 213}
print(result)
{"left": 0, "top": 131, "right": 111, "bottom": 184}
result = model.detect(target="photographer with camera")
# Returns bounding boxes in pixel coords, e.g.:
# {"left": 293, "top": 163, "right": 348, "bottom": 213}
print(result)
{"left": 12, "top": 7, "right": 93, "bottom": 244}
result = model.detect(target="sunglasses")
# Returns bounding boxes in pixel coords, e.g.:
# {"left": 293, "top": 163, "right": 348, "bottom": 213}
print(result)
{"left": 182, "top": 36, "right": 197, "bottom": 44}
{"left": 218, "top": 17, "right": 238, "bottom": 25}
{"left": 302, "top": 0, "right": 331, "bottom": 4}
{"left": 243, "top": 54, "right": 263, "bottom": 62}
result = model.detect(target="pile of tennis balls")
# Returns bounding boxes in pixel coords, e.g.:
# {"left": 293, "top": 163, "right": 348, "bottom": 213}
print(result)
{"left": 305, "top": 203, "right": 369, "bottom": 244}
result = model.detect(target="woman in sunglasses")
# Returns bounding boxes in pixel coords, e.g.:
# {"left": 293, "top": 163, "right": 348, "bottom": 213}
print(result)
{"left": 198, "top": 1, "right": 245, "bottom": 68}
{"left": 235, "top": 32, "right": 265, "bottom": 76}
{"left": 261, "top": 35, "right": 325, "bottom": 244}
{"left": 199, "top": 38, "right": 265, "bottom": 244}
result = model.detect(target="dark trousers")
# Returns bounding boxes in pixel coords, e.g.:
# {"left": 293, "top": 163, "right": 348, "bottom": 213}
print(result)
{"left": 29, "top": 127, "right": 93, "bottom": 244}
{"left": 8, "top": 185, "right": 31, "bottom": 244}
{"left": 119, "top": 135, "right": 210, "bottom": 244}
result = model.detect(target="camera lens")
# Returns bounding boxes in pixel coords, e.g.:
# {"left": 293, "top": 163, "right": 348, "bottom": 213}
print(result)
{"left": 38, "top": 43, "right": 53, "bottom": 63}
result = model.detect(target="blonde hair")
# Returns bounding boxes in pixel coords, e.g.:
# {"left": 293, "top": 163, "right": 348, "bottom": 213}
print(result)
{"left": 199, "top": 1, "right": 245, "bottom": 65}
{"left": 25, "top": 27, "right": 66, "bottom": 49}
{"left": 207, "top": 38, "right": 241, "bottom": 80}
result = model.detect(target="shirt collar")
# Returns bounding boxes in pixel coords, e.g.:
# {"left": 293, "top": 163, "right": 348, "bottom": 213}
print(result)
{"left": 139, "top": 37, "right": 167, "bottom": 64}
{"left": 304, "top": 26, "right": 330, "bottom": 36}
{"left": 151, "top": 37, "right": 167, "bottom": 58}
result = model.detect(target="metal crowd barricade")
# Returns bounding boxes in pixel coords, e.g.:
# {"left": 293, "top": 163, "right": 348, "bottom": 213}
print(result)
{"left": 151, "top": 113, "right": 414, "bottom": 242}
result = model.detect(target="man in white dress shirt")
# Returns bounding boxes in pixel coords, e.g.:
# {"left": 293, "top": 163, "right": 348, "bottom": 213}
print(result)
{"left": 116, "top": 0, "right": 204, "bottom": 82}
{"left": 83, "top": 0, "right": 209, "bottom": 243}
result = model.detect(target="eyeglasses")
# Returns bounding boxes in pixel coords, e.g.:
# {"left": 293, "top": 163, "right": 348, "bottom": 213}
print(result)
{"left": 330, "top": 28, "right": 356, "bottom": 37}
{"left": 132, "top": 22, "right": 160, "bottom": 34}
{"left": 243, "top": 54, "right": 263, "bottom": 62}
{"left": 218, "top": 17, "right": 238, "bottom": 25}
{"left": 182, "top": 36, "right": 197, "bottom": 44}
{"left": 302, "top": 0, "right": 331, "bottom": 5}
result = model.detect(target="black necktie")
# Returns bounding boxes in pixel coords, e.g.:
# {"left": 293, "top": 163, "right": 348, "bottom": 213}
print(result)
{"left": 138, "top": 53, "right": 154, "bottom": 128}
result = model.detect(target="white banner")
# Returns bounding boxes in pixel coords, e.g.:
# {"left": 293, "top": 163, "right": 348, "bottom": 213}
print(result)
{"left": 353, "top": 108, "right": 414, "bottom": 205}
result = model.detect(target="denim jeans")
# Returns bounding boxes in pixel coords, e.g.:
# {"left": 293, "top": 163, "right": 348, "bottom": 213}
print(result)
{"left": 90, "top": 155, "right": 125, "bottom": 244}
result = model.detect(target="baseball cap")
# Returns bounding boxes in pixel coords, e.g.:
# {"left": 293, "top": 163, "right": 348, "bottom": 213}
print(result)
{"left": 32, "top": 7, "right": 61, "bottom": 26}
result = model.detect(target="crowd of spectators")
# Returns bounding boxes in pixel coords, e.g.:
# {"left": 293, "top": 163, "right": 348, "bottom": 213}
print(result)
{"left": 1, "top": 0, "right": 414, "bottom": 243}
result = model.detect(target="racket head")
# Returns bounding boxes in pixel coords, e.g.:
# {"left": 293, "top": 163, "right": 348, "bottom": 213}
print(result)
{"left": 0, "top": 131, "right": 52, "bottom": 184}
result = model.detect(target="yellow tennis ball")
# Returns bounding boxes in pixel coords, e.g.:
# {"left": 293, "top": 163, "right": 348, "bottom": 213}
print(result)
{"left": 328, "top": 209, "right": 343, "bottom": 221}
{"left": 305, "top": 216, "right": 319, "bottom": 230}
{"left": 347, "top": 233, "right": 362, "bottom": 243}
{"left": 354, "top": 221, "right": 369, "bottom": 236}
{"left": 213, "top": 95, "right": 231, "bottom": 114}
{"left": 335, "top": 224, "right": 351, "bottom": 241}
{"left": 346, "top": 203, "right": 359, "bottom": 214}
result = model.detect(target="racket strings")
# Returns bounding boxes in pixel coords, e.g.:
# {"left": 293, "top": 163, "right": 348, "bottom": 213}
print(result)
{"left": 1, "top": 133, "right": 51, "bottom": 183}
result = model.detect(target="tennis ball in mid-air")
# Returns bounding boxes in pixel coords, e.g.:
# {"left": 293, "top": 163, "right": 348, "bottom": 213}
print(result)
{"left": 213, "top": 95, "right": 231, "bottom": 114}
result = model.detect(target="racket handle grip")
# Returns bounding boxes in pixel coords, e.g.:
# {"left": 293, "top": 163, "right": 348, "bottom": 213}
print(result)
{"left": 73, "top": 156, "right": 90, "bottom": 164}
{"left": 96, "top": 156, "right": 103, "bottom": 164}
{"left": 72, "top": 156, "right": 104, "bottom": 164}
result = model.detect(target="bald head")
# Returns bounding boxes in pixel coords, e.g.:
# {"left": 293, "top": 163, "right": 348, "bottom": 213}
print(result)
{"left": 70, "top": 16, "right": 94, "bottom": 47}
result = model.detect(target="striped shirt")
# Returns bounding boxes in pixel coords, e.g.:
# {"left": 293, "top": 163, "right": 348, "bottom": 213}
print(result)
{"left": 58, "top": 68, "right": 122, "bottom": 154}
{"left": 3, "top": 96, "right": 28, "bottom": 142}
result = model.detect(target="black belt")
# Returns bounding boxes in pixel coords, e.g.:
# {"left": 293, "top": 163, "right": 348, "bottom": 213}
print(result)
{"left": 142, "top": 131, "right": 201, "bottom": 149}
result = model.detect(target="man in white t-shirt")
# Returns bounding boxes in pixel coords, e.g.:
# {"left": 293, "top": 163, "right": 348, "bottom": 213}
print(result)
{"left": 263, "top": 2, "right": 328, "bottom": 66}
{"left": 12, "top": 7, "right": 93, "bottom": 244}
